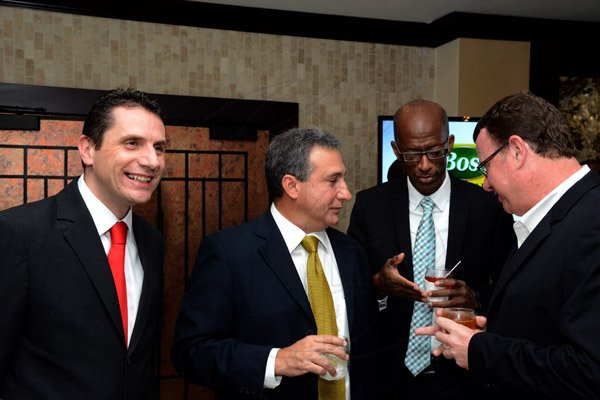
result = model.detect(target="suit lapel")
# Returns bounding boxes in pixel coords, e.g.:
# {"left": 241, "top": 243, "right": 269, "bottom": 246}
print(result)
{"left": 58, "top": 182, "right": 125, "bottom": 342}
{"left": 257, "top": 213, "right": 316, "bottom": 325}
{"left": 487, "top": 214, "right": 551, "bottom": 310}
{"left": 488, "top": 171, "right": 600, "bottom": 310}
{"left": 329, "top": 230, "right": 355, "bottom": 330}
{"left": 446, "top": 177, "right": 468, "bottom": 268}
{"left": 127, "top": 217, "right": 155, "bottom": 355}
{"left": 391, "top": 179, "right": 414, "bottom": 279}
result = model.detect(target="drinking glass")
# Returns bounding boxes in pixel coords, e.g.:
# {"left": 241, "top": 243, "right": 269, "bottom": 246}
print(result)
{"left": 443, "top": 307, "right": 477, "bottom": 329}
{"left": 424, "top": 267, "right": 453, "bottom": 348}
{"left": 321, "top": 335, "right": 350, "bottom": 381}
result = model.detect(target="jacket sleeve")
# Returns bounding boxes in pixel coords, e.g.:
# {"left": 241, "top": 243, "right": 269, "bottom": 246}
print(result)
{"left": 476, "top": 206, "right": 515, "bottom": 312}
{"left": 170, "top": 233, "right": 272, "bottom": 395}
{"left": 347, "top": 192, "right": 380, "bottom": 277}
{"left": 469, "top": 219, "right": 600, "bottom": 399}
{"left": 0, "top": 215, "right": 29, "bottom": 381}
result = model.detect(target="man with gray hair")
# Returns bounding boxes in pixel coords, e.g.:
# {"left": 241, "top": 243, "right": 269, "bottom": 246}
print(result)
{"left": 172, "top": 127, "right": 378, "bottom": 399}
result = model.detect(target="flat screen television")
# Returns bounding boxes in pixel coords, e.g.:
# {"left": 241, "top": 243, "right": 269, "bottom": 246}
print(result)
{"left": 378, "top": 116, "right": 484, "bottom": 186}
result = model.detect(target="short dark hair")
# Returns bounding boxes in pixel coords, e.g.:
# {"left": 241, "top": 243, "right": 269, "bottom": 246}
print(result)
{"left": 82, "top": 88, "right": 163, "bottom": 149}
{"left": 473, "top": 91, "right": 578, "bottom": 158}
{"left": 265, "top": 127, "right": 342, "bottom": 201}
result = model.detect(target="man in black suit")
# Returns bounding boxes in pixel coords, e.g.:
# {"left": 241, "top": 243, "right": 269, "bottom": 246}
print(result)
{"left": 347, "top": 99, "right": 514, "bottom": 399}
{"left": 171, "top": 127, "right": 378, "bottom": 399}
{"left": 418, "top": 92, "right": 600, "bottom": 399}
{"left": 0, "top": 89, "right": 166, "bottom": 399}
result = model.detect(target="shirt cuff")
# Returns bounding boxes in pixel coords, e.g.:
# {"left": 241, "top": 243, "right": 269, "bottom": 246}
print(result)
{"left": 263, "top": 348, "right": 283, "bottom": 389}
{"left": 378, "top": 296, "right": 388, "bottom": 311}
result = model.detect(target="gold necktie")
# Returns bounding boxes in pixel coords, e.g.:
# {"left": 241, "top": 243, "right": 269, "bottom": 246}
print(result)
{"left": 301, "top": 235, "right": 345, "bottom": 400}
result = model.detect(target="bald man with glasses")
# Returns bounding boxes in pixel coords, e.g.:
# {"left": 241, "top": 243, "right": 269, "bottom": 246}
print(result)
{"left": 348, "top": 99, "right": 515, "bottom": 400}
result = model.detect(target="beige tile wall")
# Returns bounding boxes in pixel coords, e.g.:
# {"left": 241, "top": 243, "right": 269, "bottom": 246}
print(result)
{"left": 0, "top": 5, "right": 435, "bottom": 229}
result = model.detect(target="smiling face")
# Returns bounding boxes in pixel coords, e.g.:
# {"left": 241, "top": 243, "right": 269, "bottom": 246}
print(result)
{"left": 393, "top": 104, "right": 453, "bottom": 196}
{"left": 78, "top": 105, "right": 167, "bottom": 219}
{"left": 293, "top": 146, "right": 352, "bottom": 232}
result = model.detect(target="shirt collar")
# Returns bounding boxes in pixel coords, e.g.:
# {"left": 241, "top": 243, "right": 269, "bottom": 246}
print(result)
{"left": 270, "top": 203, "right": 331, "bottom": 254}
{"left": 513, "top": 165, "right": 589, "bottom": 247}
{"left": 78, "top": 175, "right": 133, "bottom": 236}
{"left": 407, "top": 171, "right": 451, "bottom": 212}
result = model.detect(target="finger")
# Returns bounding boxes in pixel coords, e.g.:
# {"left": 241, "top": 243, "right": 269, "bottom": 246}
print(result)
{"left": 414, "top": 324, "right": 438, "bottom": 336}
{"left": 431, "top": 345, "right": 444, "bottom": 357}
{"left": 436, "top": 278, "right": 456, "bottom": 288}
{"left": 393, "top": 252, "right": 405, "bottom": 266}
{"left": 395, "top": 273, "right": 419, "bottom": 290}
{"left": 319, "top": 355, "right": 339, "bottom": 377}
{"left": 442, "top": 347, "right": 454, "bottom": 360}
{"left": 476, "top": 315, "right": 487, "bottom": 329}
{"left": 315, "top": 334, "right": 346, "bottom": 347}
{"left": 322, "top": 345, "right": 349, "bottom": 360}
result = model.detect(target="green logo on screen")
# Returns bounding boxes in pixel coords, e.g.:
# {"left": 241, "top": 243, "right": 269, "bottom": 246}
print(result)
{"left": 447, "top": 145, "right": 481, "bottom": 180}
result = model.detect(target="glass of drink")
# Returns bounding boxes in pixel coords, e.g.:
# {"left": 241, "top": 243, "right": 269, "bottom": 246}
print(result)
{"left": 443, "top": 307, "right": 477, "bottom": 329}
{"left": 321, "top": 335, "right": 350, "bottom": 381}
{"left": 424, "top": 267, "right": 453, "bottom": 349}
{"left": 424, "top": 266, "right": 453, "bottom": 302}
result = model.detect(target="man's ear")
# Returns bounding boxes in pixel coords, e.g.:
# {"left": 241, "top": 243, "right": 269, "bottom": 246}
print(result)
{"left": 78, "top": 135, "right": 94, "bottom": 168}
{"left": 391, "top": 140, "right": 400, "bottom": 158}
{"left": 447, "top": 134, "right": 455, "bottom": 153}
{"left": 281, "top": 174, "right": 300, "bottom": 200}
{"left": 508, "top": 135, "right": 527, "bottom": 168}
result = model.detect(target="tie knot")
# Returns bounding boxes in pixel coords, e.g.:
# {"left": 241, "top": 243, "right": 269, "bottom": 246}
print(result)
{"left": 110, "top": 221, "right": 128, "bottom": 245}
{"left": 420, "top": 197, "right": 435, "bottom": 213}
{"left": 301, "top": 235, "right": 319, "bottom": 254}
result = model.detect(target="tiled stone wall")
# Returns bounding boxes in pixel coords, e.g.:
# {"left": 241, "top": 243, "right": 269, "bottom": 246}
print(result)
{"left": 0, "top": 5, "right": 436, "bottom": 229}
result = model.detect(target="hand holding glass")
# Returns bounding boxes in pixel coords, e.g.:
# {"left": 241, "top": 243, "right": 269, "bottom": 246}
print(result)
{"left": 321, "top": 336, "right": 350, "bottom": 381}
{"left": 424, "top": 266, "right": 453, "bottom": 302}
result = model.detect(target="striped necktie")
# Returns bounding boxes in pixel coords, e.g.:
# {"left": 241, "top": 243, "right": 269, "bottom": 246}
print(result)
{"left": 404, "top": 197, "right": 435, "bottom": 375}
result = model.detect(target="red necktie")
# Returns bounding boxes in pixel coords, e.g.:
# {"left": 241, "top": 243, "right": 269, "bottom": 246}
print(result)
{"left": 108, "top": 221, "right": 128, "bottom": 344}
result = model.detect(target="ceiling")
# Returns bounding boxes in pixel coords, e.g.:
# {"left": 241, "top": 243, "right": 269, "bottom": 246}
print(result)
{"left": 191, "top": 0, "right": 600, "bottom": 23}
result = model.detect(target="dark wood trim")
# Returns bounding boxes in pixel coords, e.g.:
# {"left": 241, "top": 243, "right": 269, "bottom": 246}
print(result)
{"left": 0, "top": 83, "right": 299, "bottom": 138}
{"left": 2, "top": 1, "right": 599, "bottom": 48}
{"left": 3, "top": 1, "right": 600, "bottom": 107}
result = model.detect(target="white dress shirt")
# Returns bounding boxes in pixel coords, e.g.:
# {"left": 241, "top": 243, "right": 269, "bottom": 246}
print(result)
{"left": 513, "top": 165, "right": 589, "bottom": 248}
{"left": 78, "top": 175, "right": 144, "bottom": 346}
{"left": 407, "top": 171, "right": 452, "bottom": 276}
{"left": 264, "top": 203, "right": 350, "bottom": 399}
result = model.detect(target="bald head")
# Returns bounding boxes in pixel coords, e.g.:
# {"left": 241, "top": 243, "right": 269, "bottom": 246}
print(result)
{"left": 391, "top": 99, "right": 452, "bottom": 195}
{"left": 393, "top": 99, "right": 449, "bottom": 142}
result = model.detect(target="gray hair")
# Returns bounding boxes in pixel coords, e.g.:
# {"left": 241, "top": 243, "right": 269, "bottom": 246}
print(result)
{"left": 265, "top": 127, "right": 342, "bottom": 201}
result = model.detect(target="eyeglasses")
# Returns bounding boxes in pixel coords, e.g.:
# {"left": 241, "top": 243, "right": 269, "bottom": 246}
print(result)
{"left": 477, "top": 143, "right": 507, "bottom": 177}
{"left": 393, "top": 142, "right": 449, "bottom": 163}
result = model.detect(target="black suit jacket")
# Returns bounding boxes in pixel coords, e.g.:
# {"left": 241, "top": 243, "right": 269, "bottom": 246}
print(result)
{"left": 171, "top": 211, "right": 378, "bottom": 400}
{"left": 470, "top": 171, "right": 600, "bottom": 399}
{"left": 347, "top": 175, "right": 514, "bottom": 391}
{"left": 0, "top": 180, "right": 164, "bottom": 400}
